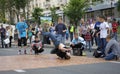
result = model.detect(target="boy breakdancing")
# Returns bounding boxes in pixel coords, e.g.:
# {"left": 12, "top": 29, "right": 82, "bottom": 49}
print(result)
{"left": 41, "top": 32, "right": 71, "bottom": 60}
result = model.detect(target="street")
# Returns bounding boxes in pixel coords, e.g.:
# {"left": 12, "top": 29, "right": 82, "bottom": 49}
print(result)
{"left": 0, "top": 46, "right": 120, "bottom": 74}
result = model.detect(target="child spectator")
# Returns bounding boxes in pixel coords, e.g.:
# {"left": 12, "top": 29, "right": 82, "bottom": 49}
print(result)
{"left": 31, "top": 36, "right": 44, "bottom": 55}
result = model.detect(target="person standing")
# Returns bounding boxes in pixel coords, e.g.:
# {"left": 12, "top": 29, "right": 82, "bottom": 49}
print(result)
{"left": 112, "top": 18, "right": 118, "bottom": 41}
{"left": 55, "top": 17, "right": 67, "bottom": 44}
{"left": 99, "top": 15, "right": 109, "bottom": 56}
{"left": 0, "top": 24, "right": 6, "bottom": 48}
{"left": 8, "top": 26, "right": 13, "bottom": 47}
{"left": 79, "top": 19, "right": 88, "bottom": 39}
{"left": 69, "top": 24, "right": 74, "bottom": 41}
{"left": 93, "top": 16, "right": 101, "bottom": 47}
{"left": 16, "top": 17, "right": 28, "bottom": 54}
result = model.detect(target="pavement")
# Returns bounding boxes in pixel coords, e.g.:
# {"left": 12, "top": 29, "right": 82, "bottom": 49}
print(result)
{"left": 0, "top": 45, "right": 120, "bottom": 74}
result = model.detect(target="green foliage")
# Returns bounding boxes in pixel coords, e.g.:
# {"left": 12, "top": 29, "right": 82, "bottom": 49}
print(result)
{"left": 0, "top": 0, "right": 31, "bottom": 23}
{"left": 50, "top": 6, "right": 59, "bottom": 23}
{"left": 64, "top": 0, "right": 89, "bottom": 26}
{"left": 117, "top": 0, "right": 120, "bottom": 12}
{"left": 32, "top": 7, "right": 43, "bottom": 24}
{"left": 0, "top": 0, "right": 6, "bottom": 23}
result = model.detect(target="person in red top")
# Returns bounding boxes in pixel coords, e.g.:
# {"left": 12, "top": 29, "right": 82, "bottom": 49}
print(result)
{"left": 112, "top": 18, "right": 118, "bottom": 41}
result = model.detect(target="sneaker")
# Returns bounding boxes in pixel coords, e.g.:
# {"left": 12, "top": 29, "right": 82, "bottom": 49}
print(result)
{"left": 18, "top": 50, "right": 21, "bottom": 55}
{"left": 24, "top": 49, "right": 27, "bottom": 54}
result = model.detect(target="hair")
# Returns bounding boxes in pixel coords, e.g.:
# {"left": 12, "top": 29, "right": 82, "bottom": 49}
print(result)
{"left": 99, "top": 15, "right": 106, "bottom": 20}
{"left": 106, "top": 35, "right": 112, "bottom": 39}
{"left": 74, "top": 33, "right": 79, "bottom": 36}
{"left": 35, "top": 36, "right": 38, "bottom": 39}
{"left": 113, "top": 18, "right": 116, "bottom": 21}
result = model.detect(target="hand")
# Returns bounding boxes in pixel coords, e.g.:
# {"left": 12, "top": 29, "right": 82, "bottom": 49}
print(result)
{"left": 26, "top": 35, "right": 28, "bottom": 39}
{"left": 96, "top": 33, "right": 98, "bottom": 37}
{"left": 71, "top": 44, "right": 74, "bottom": 46}
{"left": 63, "top": 30, "right": 66, "bottom": 32}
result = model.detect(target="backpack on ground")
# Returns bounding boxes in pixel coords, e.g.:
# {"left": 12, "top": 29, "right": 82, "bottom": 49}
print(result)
{"left": 93, "top": 47, "right": 102, "bottom": 58}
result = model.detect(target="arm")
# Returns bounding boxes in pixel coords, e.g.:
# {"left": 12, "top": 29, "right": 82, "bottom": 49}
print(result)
{"left": 63, "top": 24, "right": 67, "bottom": 32}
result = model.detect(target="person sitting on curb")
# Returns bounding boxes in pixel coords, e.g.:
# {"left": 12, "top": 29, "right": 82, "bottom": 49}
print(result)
{"left": 40, "top": 31, "right": 71, "bottom": 60}
{"left": 70, "top": 33, "right": 86, "bottom": 56}
{"left": 104, "top": 35, "right": 120, "bottom": 60}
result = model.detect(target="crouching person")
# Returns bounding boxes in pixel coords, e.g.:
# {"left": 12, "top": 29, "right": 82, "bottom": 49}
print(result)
{"left": 104, "top": 35, "right": 120, "bottom": 60}
{"left": 70, "top": 33, "right": 86, "bottom": 56}
{"left": 31, "top": 36, "right": 44, "bottom": 55}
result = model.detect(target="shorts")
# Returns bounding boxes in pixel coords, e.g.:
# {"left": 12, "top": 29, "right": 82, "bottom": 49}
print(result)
{"left": 18, "top": 37, "right": 27, "bottom": 46}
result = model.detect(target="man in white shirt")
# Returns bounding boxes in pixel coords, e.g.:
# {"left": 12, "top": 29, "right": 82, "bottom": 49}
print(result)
{"left": 98, "top": 15, "right": 109, "bottom": 56}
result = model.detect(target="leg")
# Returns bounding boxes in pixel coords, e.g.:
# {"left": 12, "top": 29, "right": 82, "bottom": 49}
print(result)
{"left": 42, "top": 32, "right": 60, "bottom": 47}
{"left": 9, "top": 36, "right": 12, "bottom": 47}
{"left": 32, "top": 45, "right": 39, "bottom": 54}
{"left": 61, "top": 35, "right": 66, "bottom": 44}
{"left": 23, "top": 37, "right": 27, "bottom": 54}
{"left": 105, "top": 52, "right": 116, "bottom": 60}
{"left": 1, "top": 37, "right": 5, "bottom": 48}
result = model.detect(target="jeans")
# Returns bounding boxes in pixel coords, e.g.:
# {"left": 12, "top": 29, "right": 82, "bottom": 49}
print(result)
{"left": 96, "top": 36, "right": 101, "bottom": 47}
{"left": 1, "top": 36, "right": 5, "bottom": 48}
{"left": 61, "top": 35, "right": 66, "bottom": 44}
{"left": 86, "top": 41, "right": 92, "bottom": 51}
{"left": 70, "top": 32, "right": 73, "bottom": 41}
{"left": 113, "top": 32, "right": 117, "bottom": 41}
{"left": 105, "top": 52, "right": 116, "bottom": 60}
{"left": 100, "top": 38, "right": 107, "bottom": 55}
{"left": 42, "top": 32, "right": 60, "bottom": 47}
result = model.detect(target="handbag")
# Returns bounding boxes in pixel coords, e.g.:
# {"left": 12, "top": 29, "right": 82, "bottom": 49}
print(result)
{"left": 4, "top": 38, "right": 10, "bottom": 44}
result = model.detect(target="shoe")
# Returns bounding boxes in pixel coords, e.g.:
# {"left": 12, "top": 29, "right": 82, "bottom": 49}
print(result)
{"left": 38, "top": 48, "right": 44, "bottom": 53}
{"left": 18, "top": 50, "right": 21, "bottom": 55}
{"left": 115, "top": 56, "right": 119, "bottom": 60}
{"left": 24, "top": 49, "right": 27, "bottom": 54}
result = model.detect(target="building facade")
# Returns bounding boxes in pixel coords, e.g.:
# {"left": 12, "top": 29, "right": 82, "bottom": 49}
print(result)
{"left": 85, "top": 0, "right": 120, "bottom": 20}
{"left": 29, "top": 0, "right": 69, "bottom": 18}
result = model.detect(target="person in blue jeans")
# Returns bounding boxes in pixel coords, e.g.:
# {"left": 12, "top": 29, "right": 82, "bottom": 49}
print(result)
{"left": 105, "top": 35, "right": 120, "bottom": 60}
{"left": 41, "top": 31, "right": 71, "bottom": 60}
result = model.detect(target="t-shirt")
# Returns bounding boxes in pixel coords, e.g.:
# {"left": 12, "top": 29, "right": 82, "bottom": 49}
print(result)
{"left": 72, "top": 37, "right": 86, "bottom": 45}
{"left": 0, "top": 28, "right": 6, "bottom": 37}
{"left": 55, "top": 23, "right": 67, "bottom": 36}
{"left": 100, "top": 22, "right": 109, "bottom": 38}
{"left": 112, "top": 22, "right": 118, "bottom": 33}
{"left": 32, "top": 40, "right": 42, "bottom": 48}
{"left": 94, "top": 22, "right": 101, "bottom": 33}
{"left": 16, "top": 22, "right": 28, "bottom": 38}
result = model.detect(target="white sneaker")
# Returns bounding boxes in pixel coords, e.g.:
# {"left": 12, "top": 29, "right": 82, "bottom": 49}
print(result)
{"left": 18, "top": 50, "right": 21, "bottom": 55}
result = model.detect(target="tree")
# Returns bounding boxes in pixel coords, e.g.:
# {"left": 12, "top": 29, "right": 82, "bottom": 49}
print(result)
{"left": 64, "top": 0, "right": 89, "bottom": 26}
{"left": 0, "top": 0, "right": 7, "bottom": 23}
{"left": 14, "top": 0, "right": 31, "bottom": 22}
{"left": 117, "top": 0, "right": 120, "bottom": 12}
{"left": 6, "top": 0, "right": 15, "bottom": 24}
{"left": 32, "top": 7, "right": 43, "bottom": 24}
{"left": 50, "top": 6, "right": 59, "bottom": 23}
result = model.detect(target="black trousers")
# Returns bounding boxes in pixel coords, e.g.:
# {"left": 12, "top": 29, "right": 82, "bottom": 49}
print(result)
{"left": 32, "top": 46, "right": 44, "bottom": 54}
{"left": 9, "top": 36, "right": 13, "bottom": 47}
{"left": 51, "top": 48, "right": 70, "bottom": 59}
{"left": 70, "top": 43, "right": 84, "bottom": 56}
